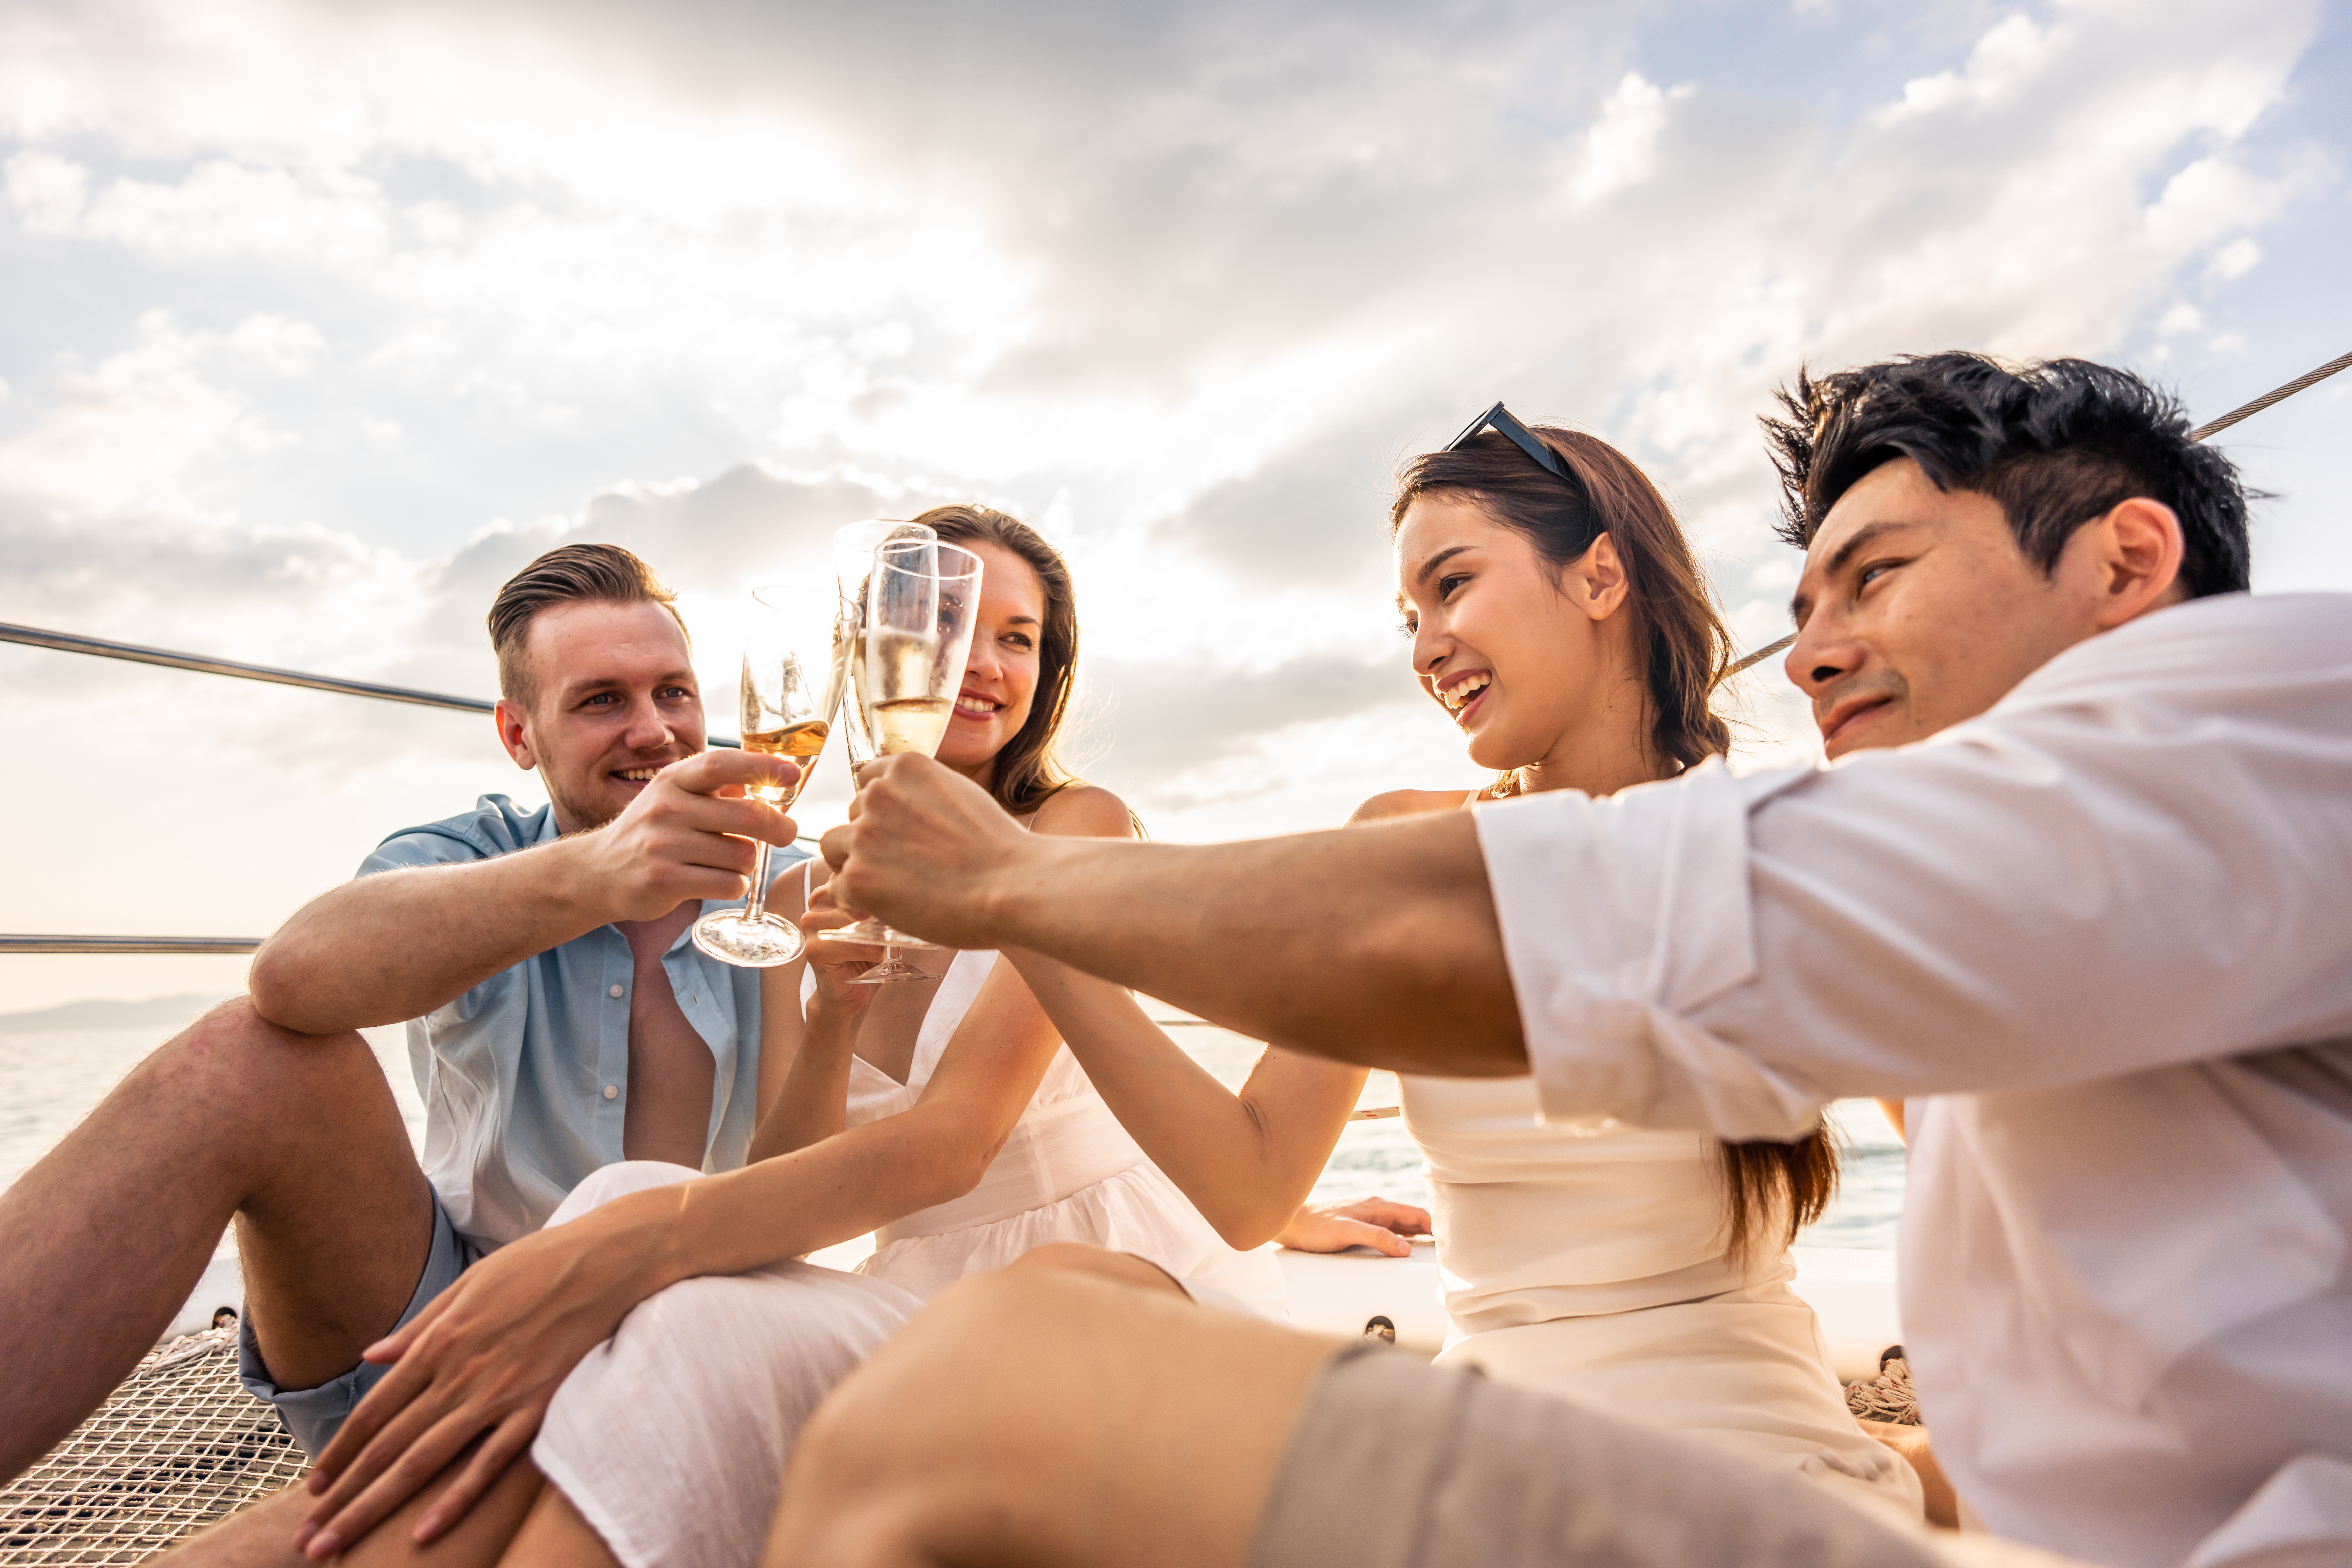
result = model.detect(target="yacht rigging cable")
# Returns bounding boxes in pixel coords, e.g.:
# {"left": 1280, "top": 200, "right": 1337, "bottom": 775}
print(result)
{"left": 0, "top": 623, "right": 741, "bottom": 746}
{"left": 1720, "top": 349, "right": 2352, "bottom": 681}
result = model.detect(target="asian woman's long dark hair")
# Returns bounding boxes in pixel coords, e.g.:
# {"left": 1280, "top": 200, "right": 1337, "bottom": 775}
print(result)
{"left": 908, "top": 503, "right": 1081, "bottom": 816}
{"left": 1391, "top": 426, "right": 1836, "bottom": 1260}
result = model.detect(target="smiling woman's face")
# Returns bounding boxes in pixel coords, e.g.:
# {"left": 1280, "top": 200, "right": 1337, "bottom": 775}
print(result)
{"left": 1394, "top": 494, "right": 1615, "bottom": 773}
{"left": 934, "top": 540, "right": 1047, "bottom": 784}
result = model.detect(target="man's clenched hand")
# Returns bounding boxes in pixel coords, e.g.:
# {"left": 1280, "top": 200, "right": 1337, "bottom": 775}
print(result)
{"left": 821, "top": 755, "right": 1039, "bottom": 950}
{"left": 574, "top": 750, "right": 802, "bottom": 924}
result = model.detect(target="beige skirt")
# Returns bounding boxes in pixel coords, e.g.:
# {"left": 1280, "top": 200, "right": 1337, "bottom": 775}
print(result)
{"left": 1433, "top": 1279, "right": 1923, "bottom": 1518}
{"left": 1254, "top": 1347, "right": 2082, "bottom": 1568}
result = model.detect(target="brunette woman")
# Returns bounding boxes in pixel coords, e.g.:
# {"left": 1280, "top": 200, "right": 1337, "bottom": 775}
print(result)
{"left": 503, "top": 505, "right": 1287, "bottom": 1568}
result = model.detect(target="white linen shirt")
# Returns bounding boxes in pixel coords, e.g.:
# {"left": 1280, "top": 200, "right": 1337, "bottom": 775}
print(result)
{"left": 1476, "top": 592, "right": 2352, "bottom": 1568}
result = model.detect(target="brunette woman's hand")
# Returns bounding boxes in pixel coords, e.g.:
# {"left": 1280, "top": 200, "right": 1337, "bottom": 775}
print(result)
{"left": 798, "top": 882, "right": 885, "bottom": 1018}
{"left": 296, "top": 1190, "right": 677, "bottom": 1556}
{"left": 1273, "top": 1196, "right": 1432, "bottom": 1257}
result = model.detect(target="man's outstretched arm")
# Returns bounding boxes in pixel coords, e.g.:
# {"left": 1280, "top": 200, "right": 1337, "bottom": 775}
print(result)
{"left": 822, "top": 755, "right": 1527, "bottom": 1076}
{"left": 252, "top": 751, "right": 800, "bottom": 1036}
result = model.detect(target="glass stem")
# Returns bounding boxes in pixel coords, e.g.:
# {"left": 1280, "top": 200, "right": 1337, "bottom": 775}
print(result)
{"left": 741, "top": 834, "right": 775, "bottom": 923}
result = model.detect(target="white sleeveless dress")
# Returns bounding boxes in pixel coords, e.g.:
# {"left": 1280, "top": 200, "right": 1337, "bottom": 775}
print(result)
{"left": 1405, "top": 1072, "right": 1924, "bottom": 1516}
{"left": 840, "top": 949, "right": 1288, "bottom": 1308}
{"left": 528, "top": 948, "right": 1282, "bottom": 1568}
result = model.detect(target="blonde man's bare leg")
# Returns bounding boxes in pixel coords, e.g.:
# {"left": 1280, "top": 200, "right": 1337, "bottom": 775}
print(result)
{"left": 500, "top": 1486, "right": 621, "bottom": 1568}
{"left": 155, "top": 1451, "right": 542, "bottom": 1568}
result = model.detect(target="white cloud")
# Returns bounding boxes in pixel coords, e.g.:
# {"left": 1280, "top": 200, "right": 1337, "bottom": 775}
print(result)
{"left": 4, "top": 149, "right": 87, "bottom": 228}
{"left": 1879, "top": 13, "right": 2051, "bottom": 123}
{"left": 7, "top": 153, "right": 388, "bottom": 264}
{"left": 1571, "top": 73, "right": 1692, "bottom": 206}
{"left": 2206, "top": 237, "right": 2263, "bottom": 280}
{"left": 0, "top": 312, "right": 318, "bottom": 513}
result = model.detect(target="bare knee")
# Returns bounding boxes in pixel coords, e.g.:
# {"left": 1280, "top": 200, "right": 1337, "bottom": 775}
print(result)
{"left": 772, "top": 1273, "right": 1092, "bottom": 1567}
{"left": 148, "top": 997, "right": 374, "bottom": 1096}
{"left": 123, "top": 999, "right": 390, "bottom": 1185}
{"left": 1003, "top": 1243, "right": 1187, "bottom": 1297}
{"left": 776, "top": 1268, "right": 1300, "bottom": 1568}
{"left": 789, "top": 1267, "right": 1088, "bottom": 1478}
{"left": 790, "top": 1262, "right": 1178, "bottom": 1483}
{"left": 544, "top": 1160, "right": 702, "bottom": 1228}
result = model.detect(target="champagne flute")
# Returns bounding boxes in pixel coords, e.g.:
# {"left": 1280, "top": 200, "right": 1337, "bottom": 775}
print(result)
{"left": 821, "top": 537, "right": 985, "bottom": 981}
{"left": 690, "top": 583, "right": 835, "bottom": 967}
{"left": 832, "top": 520, "right": 938, "bottom": 772}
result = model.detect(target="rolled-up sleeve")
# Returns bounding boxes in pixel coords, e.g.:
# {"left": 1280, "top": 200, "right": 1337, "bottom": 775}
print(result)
{"left": 1475, "top": 594, "right": 2352, "bottom": 1140}
{"left": 360, "top": 831, "right": 486, "bottom": 878}
{"left": 1477, "top": 759, "right": 1833, "bottom": 1140}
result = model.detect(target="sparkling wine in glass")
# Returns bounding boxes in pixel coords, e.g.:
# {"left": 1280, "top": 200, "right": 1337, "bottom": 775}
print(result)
{"left": 821, "top": 537, "right": 984, "bottom": 981}
{"left": 831, "top": 520, "right": 938, "bottom": 772}
{"left": 691, "top": 584, "right": 835, "bottom": 968}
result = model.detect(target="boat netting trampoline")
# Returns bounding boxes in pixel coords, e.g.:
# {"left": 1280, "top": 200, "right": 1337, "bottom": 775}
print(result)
{"left": 0, "top": 1327, "right": 306, "bottom": 1565}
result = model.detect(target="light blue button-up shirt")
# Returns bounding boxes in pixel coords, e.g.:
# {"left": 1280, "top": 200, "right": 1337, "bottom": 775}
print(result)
{"left": 361, "top": 794, "right": 808, "bottom": 1250}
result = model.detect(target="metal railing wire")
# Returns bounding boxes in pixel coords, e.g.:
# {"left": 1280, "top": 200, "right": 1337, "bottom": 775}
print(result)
{"left": 0, "top": 622, "right": 739, "bottom": 746}
{"left": 0, "top": 938, "right": 262, "bottom": 957}
{"left": 2188, "top": 350, "right": 2352, "bottom": 442}
{"left": 0, "top": 622, "right": 497, "bottom": 716}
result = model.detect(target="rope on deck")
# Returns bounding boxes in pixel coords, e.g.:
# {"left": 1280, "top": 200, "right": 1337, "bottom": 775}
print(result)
{"left": 1844, "top": 1347, "right": 1922, "bottom": 1427}
{"left": 0, "top": 1329, "right": 306, "bottom": 1565}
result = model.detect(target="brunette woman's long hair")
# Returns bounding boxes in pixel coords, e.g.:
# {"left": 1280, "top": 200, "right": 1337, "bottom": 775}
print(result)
{"left": 1390, "top": 426, "right": 1836, "bottom": 1260}
{"left": 907, "top": 504, "right": 1083, "bottom": 816}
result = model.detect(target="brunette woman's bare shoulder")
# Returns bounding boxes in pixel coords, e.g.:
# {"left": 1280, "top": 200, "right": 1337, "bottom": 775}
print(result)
{"left": 1346, "top": 788, "right": 1476, "bottom": 827}
{"left": 1029, "top": 782, "right": 1140, "bottom": 841}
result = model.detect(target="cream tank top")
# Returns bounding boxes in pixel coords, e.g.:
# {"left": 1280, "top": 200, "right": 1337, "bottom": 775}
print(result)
{"left": 1404, "top": 785, "right": 1768, "bottom": 1338}
{"left": 1401, "top": 1075, "right": 1765, "bottom": 1338}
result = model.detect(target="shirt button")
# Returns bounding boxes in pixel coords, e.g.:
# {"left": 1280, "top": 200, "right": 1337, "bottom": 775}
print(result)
{"left": 603, "top": 1085, "right": 619, "bottom": 1100}
{"left": 608, "top": 984, "right": 625, "bottom": 999}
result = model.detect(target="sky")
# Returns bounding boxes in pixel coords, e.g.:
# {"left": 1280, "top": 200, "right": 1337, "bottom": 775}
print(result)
{"left": 3, "top": 0, "right": 2347, "bottom": 1013}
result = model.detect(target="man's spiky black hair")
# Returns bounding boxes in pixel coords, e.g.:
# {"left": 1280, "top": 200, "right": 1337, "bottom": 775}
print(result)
{"left": 1761, "top": 352, "right": 2250, "bottom": 599}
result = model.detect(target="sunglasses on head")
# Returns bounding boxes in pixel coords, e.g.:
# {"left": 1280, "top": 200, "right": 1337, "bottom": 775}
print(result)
{"left": 1446, "top": 401, "right": 1574, "bottom": 483}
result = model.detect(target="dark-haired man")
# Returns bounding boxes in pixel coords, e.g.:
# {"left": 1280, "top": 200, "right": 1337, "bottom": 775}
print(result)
{"left": 780, "top": 356, "right": 2351, "bottom": 1568}
{"left": 0, "top": 545, "right": 821, "bottom": 1490}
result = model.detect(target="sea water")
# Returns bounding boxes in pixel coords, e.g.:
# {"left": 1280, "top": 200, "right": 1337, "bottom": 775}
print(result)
{"left": 0, "top": 1009, "right": 1902, "bottom": 1318}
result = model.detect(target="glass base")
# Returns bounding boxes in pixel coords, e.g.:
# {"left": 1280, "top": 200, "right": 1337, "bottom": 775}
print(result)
{"left": 691, "top": 909, "right": 806, "bottom": 968}
{"left": 850, "top": 954, "right": 929, "bottom": 984}
{"left": 819, "top": 917, "right": 940, "bottom": 952}
{"left": 818, "top": 917, "right": 938, "bottom": 984}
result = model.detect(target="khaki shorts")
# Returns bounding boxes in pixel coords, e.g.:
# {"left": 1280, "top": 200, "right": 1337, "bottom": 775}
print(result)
{"left": 1251, "top": 1345, "right": 1986, "bottom": 1568}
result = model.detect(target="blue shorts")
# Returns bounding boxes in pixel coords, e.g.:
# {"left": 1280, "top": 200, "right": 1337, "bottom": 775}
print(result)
{"left": 236, "top": 1189, "right": 489, "bottom": 1457}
